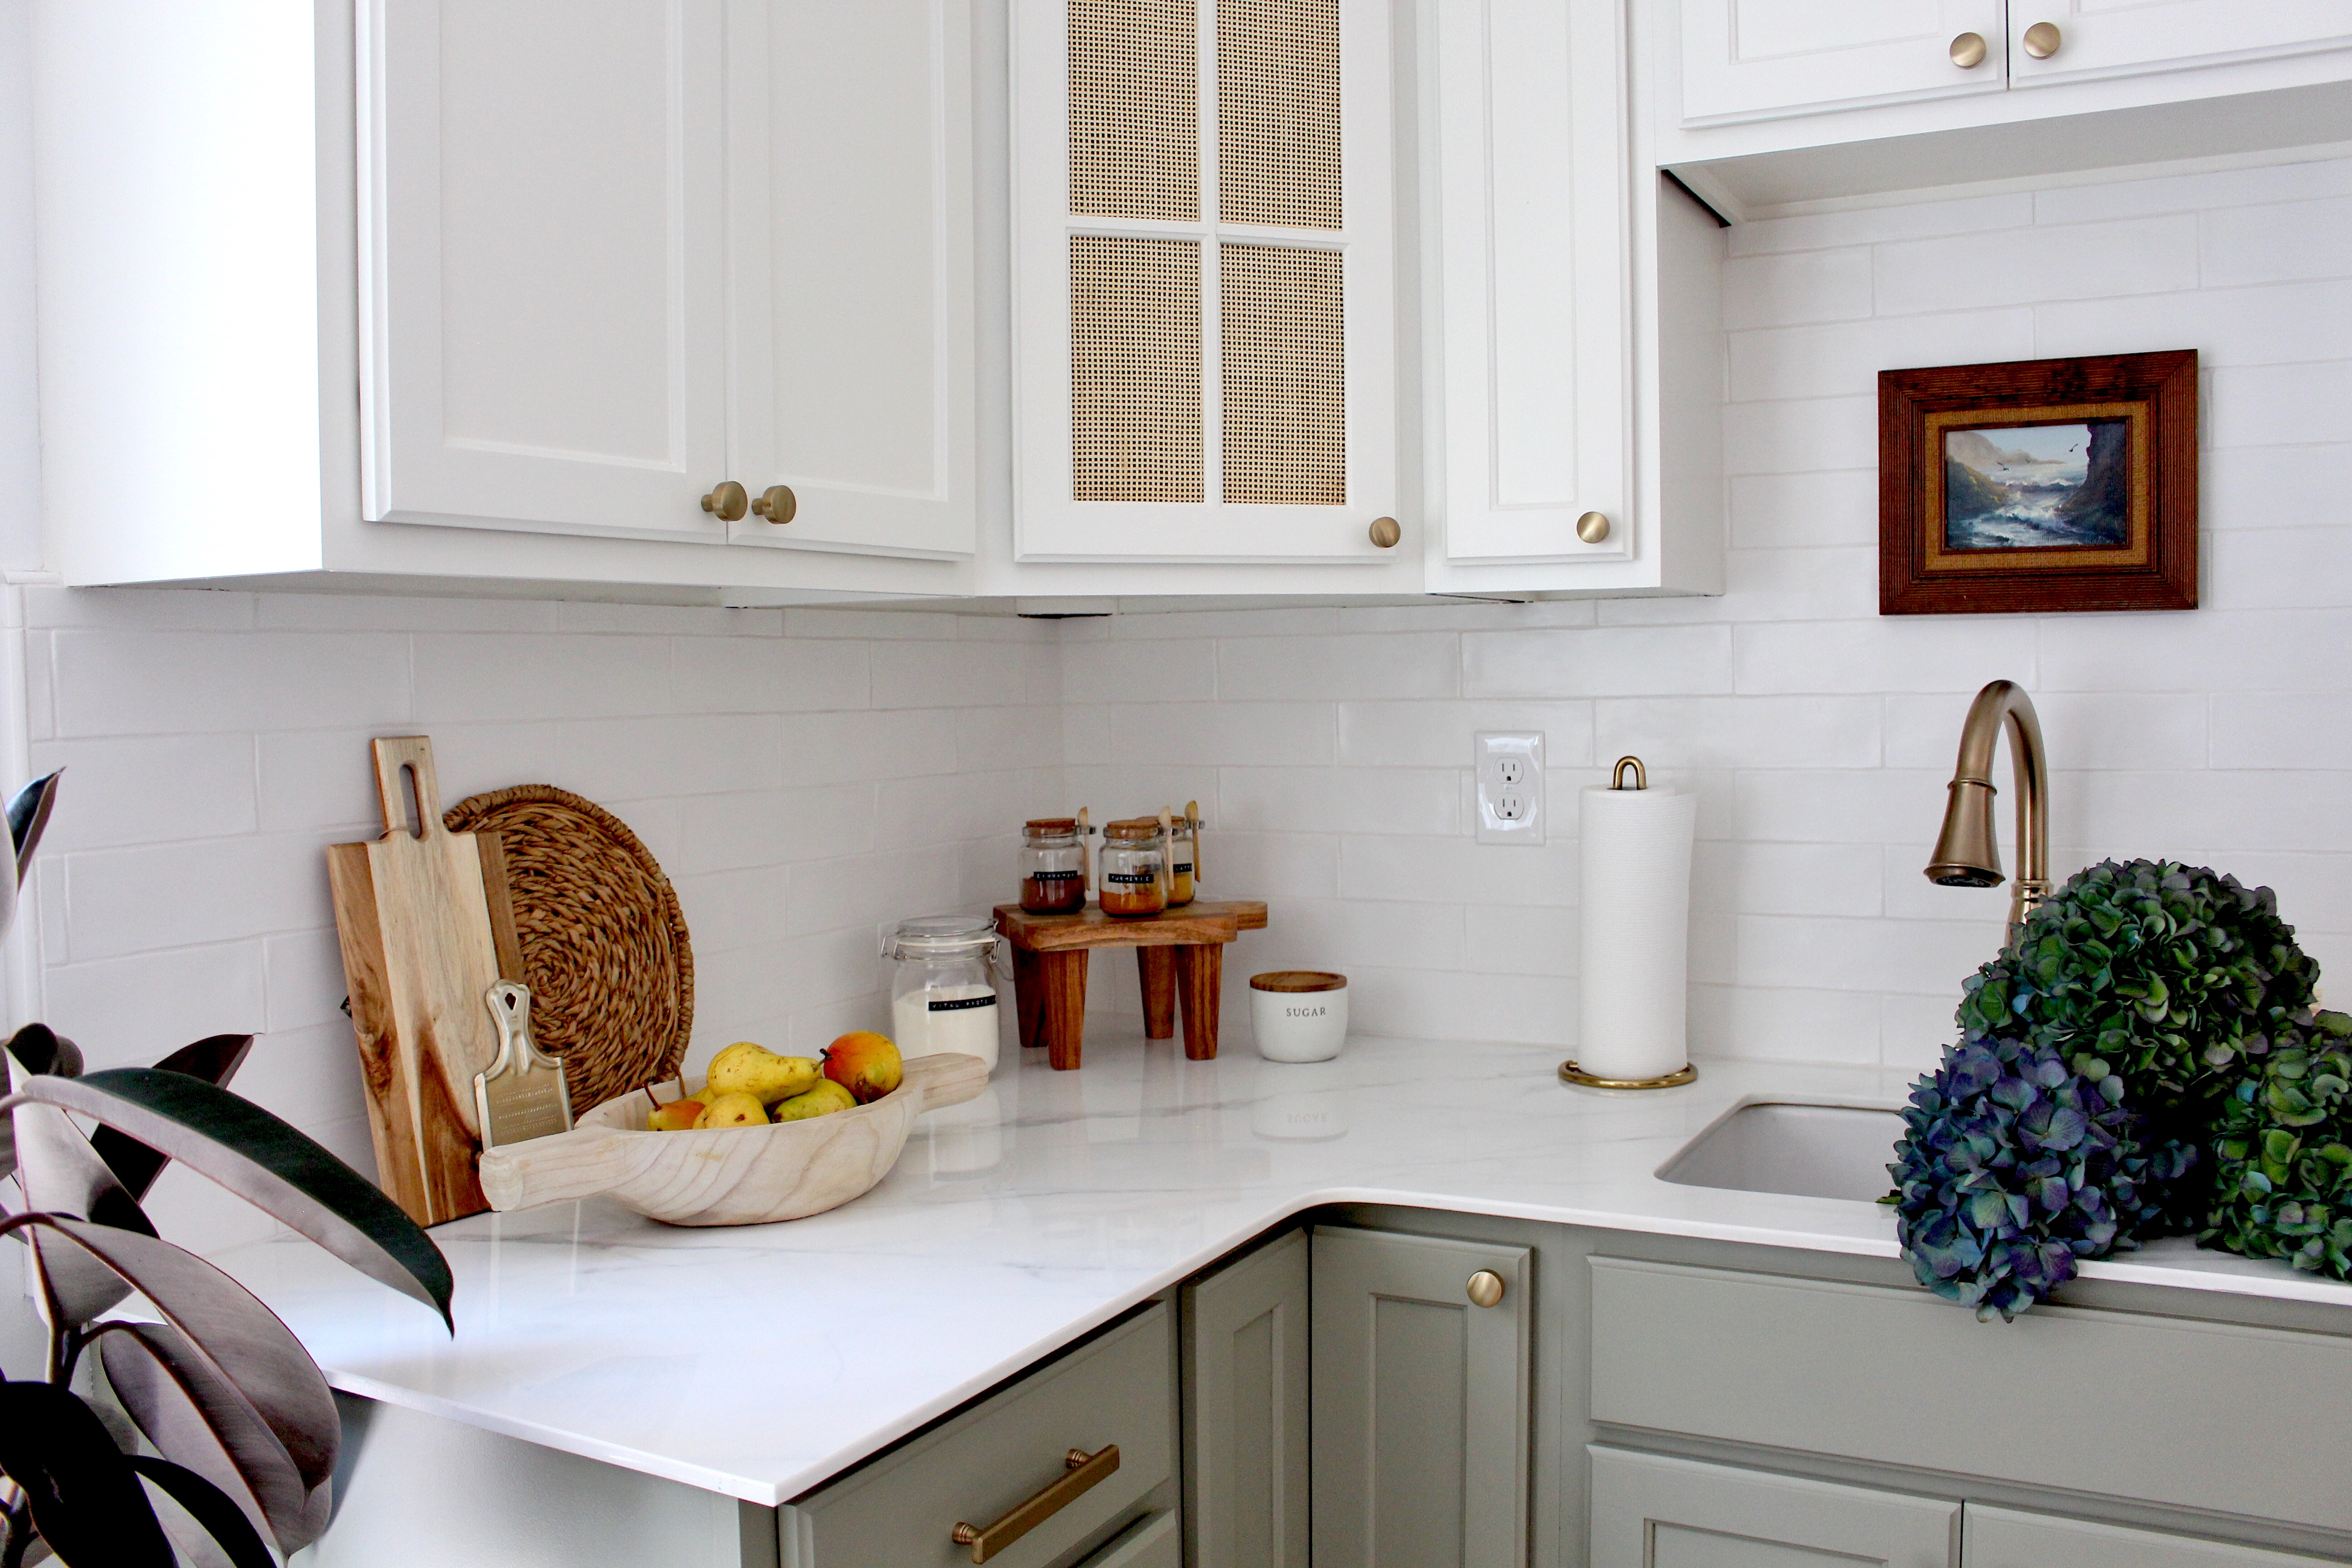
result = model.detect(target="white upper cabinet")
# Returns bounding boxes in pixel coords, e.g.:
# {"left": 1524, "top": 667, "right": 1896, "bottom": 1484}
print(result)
{"left": 1678, "top": 0, "right": 2009, "bottom": 125}
{"left": 361, "top": 0, "right": 975, "bottom": 558}
{"left": 1426, "top": 1, "right": 1724, "bottom": 597}
{"left": 2005, "top": 1, "right": 2352, "bottom": 89}
{"left": 1010, "top": 0, "right": 1398, "bottom": 564}
{"left": 1434, "top": 0, "right": 1630, "bottom": 566}
{"left": 725, "top": 1, "right": 977, "bottom": 559}
{"left": 359, "top": 0, "right": 731, "bottom": 542}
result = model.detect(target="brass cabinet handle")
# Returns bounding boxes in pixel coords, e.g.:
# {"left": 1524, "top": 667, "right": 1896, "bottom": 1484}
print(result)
{"left": 1467, "top": 1269, "right": 1505, "bottom": 1308}
{"left": 700, "top": 481, "right": 749, "bottom": 522}
{"left": 1949, "top": 31, "right": 1987, "bottom": 68}
{"left": 1575, "top": 510, "right": 1611, "bottom": 544}
{"left": 1368, "top": 515, "right": 1401, "bottom": 549}
{"left": 752, "top": 485, "right": 797, "bottom": 524}
{"left": 2022, "top": 20, "right": 2061, "bottom": 58}
{"left": 951, "top": 1445, "right": 1120, "bottom": 1563}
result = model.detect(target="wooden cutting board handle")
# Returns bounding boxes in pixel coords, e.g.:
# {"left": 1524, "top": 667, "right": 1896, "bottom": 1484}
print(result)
{"left": 328, "top": 736, "right": 508, "bottom": 1227}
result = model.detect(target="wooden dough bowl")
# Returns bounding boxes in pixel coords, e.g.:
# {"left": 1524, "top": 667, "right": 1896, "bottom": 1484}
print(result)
{"left": 476, "top": 1052, "right": 990, "bottom": 1226}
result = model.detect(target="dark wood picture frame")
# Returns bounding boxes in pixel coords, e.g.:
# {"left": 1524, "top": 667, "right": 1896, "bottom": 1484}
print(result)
{"left": 1879, "top": 350, "right": 2197, "bottom": 615}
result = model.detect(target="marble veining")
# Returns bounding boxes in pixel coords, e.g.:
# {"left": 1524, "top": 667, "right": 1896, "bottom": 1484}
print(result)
{"left": 207, "top": 1034, "right": 2352, "bottom": 1505}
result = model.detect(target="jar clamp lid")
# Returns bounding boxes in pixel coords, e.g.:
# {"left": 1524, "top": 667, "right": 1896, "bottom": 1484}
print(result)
{"left": 887, "top": 913, "right": 1000, "bottom": 960}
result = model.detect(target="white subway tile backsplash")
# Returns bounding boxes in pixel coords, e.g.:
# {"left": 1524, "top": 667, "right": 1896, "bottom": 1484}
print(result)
{"left": 1465, "top": 625, "right": 1735, "bottom": 698}
{"left": 2202, "top": 444, "right": 2352, "bottom": 530}
{"left": 1728, "top": 470, "right": 1878, "bottom": 549}
{"left": 1112, "top": 701, "right": 1337, "bottom": 767}
{"left": 2210, "top": 693, "right": 2352, "bottom": 770}
{"left": 1727, "top": 309, "right": 2034, "bottom": 404}
{"left": 1875, "top": 214, "right": 2197, "bottom": 314}
{"left": 1217, "top": 632, "right": 1460, "bottom": 702}
{"left": 672, "top": 634, "right": 870, "bottom": 714}
{"left": 1597, "top": 695, "right": 1881, "bottom": 770}
{"left": 412, "top": 633, "right": 671, "bottom": 723}
{"left": 1727, "top": 192, "right": 2034, "bottom": 258}
{"left": 1733, "top": 619, "right": 2037, "bottom": 695}
{"left": 1722, "top": 395, "right": 1878, "bottom": 476}
{"left": 2034, "top": 277, "right": 2352, "bottom": 368}
{"left": 1335, "top": 701, "right": 1593, "bottom": 769}
{"left": 1218, "top": 766, "right": 1460, "bottom": 837}
{"left": 1721, "top": 247, "right": 1873, "bottom": 330}
{"left": 2201, "top": 195, "right": 2352, "bottom": 288}
{"left": 51, "top": 631, "right": 410, "bottom": 736}
{"left": 1689, "top": 984, "right": 1882, "bottom": 1065}
{"left": 45, "top": 941, "right": 269, "bottom": 1063}
{"left": 1338, "top": 834, "right": 1578, "bottom": 907}
{"left": 29, "top": 733, "right": 257, "bottom": 849}
{"left": 61, "top": 830, "right": 338, "bottom": 961}
{"left": 2210, "top": 360, "right": 2352, "bottom": 449}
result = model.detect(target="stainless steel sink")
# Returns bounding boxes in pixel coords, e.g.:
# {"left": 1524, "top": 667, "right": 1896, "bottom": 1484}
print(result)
{"left": 1656, "top": 1102, "right": 1905, "bottom": 1203}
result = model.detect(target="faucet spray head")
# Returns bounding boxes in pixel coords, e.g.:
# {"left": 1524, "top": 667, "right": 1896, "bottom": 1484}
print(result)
{"left": 1925, "top": 778, "right": 2003, "bottom": 888}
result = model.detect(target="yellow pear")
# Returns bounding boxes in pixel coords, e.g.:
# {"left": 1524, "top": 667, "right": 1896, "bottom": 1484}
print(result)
{"left": 771, "top": 1078, "right": 856, "bottom": 1122}
{"left": 692, "top": 1091, "right": 769, "bottom": 1129}
{"left": 705, "top": 1042, "right": 822, "bottom": 1106}
{"left": 646, "top": 1098, "right": 703, "bottom": 1132}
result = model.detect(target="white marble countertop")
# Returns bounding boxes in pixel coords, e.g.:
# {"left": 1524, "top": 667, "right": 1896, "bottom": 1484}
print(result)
{"left": 209, "top": 1033, "right": 2352, "bottom": 1506}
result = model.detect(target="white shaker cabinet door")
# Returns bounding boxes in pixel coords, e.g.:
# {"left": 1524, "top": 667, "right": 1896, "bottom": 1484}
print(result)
{"left": 1677, "top": 0, "right": 2009, "bottom": 125}
{"left": 1433, "top": 0, "right": 1630, "bottom": 566}
{"left": 725, "top": 0, "right": 978, "bottom": 559}
{"left": 359, "top": 0, "right": 731, "bottom": 542}
{"left": 1590, "top": 1449, "right": 1958, "bottom": 1568}
{"left": 2005, "top": 1, "right": 2352, "bottom": 89}
{"left": 1966, "top": 1506, "right": 2344, "bottom": 1568}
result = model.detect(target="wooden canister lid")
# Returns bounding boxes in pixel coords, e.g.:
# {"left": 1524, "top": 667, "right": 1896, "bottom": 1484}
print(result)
{"left": 1250, "top": 970, "right": 1347, "bottom": 992}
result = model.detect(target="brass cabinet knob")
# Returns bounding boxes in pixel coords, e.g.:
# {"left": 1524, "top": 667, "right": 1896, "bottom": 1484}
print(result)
{"left": 752, "top": 485, "right": 797, "bottom": 524}
{"left": 700, "top": 481, "right": 749, "bottom": 522}
{"left": 1368, "top": 515, "right": 1401, "bottom": 549}
{"left": 1466, "top": 1269, "right": 1505, "bottom": 1308}
{"left": 1949, "top": 31, "right": 1987, "bottom": 68}
{"left": 1576, "top": 511, "right": 1611, "bottom": 544}
{"left": 2022, "top": 20, "right": 2061, "bottom": 58}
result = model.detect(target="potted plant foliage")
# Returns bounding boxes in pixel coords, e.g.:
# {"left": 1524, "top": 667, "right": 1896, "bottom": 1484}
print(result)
{"left": 0, "top": 770, "right": 452, "bottom": 1565}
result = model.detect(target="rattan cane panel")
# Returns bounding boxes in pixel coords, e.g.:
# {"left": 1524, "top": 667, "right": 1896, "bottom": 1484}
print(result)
{"left": 1072, "top": 235, "right": 1204, "bottom": 502}
{"left": 1070, "top": 0, "right": 1200, "bottom": 221}
{"left": 1220, "top": 243, "right": 1344, "bottom": 505}
{"left": 1217, "top": 0, "right": 1342, "bottom": 230}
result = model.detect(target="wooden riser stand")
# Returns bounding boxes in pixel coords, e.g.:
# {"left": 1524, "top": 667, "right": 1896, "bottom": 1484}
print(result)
{"left": 995, "top": 901, "right": 1268, "bottom": 1070}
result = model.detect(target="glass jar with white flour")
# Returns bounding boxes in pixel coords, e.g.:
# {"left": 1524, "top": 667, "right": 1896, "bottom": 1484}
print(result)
{"left": 886, "top": 915, "right": 1001, "bottom": 1072}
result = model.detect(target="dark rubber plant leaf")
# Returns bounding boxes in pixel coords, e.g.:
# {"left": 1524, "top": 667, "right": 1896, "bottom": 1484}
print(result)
{"left": 0, "top": 1378, "right": 176, "bottom": 1568}
{"left": 5, "top": 1049, "right": 154, "bottom": 1330}
{"left": 0, "top": 1213, "right": 340, "bottom": 1492}
{"left": 127, "top": 1455, "right": 278, "bottom": 1568}
{"left": 90, "top": 1034, "right": 257, "bottom": 1201}
{"left": 12, "top": 1068, "right": 453, "bottom": 1327}
{"left": 7, "top": 768, "right": 62, "bottom": 886}
{"left": 0, "top": 1023, "right": 82, "bottom": 1182}
{"left": 97, "top": 1321, "right": 317, "bottom": 1554}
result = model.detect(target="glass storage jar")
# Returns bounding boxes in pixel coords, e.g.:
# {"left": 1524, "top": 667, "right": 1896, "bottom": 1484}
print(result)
{"left": 1166, "top": 808, "right": 1200, "bottom": 906}
{"left": 1019, "top": 817, "right": 1087, "bottom": 913}
{"left": 886, "top": 915, "right": 1001, "bottom": 1071}
{"left": 1098, "top": 819, "right": 1167, "bottom": 917}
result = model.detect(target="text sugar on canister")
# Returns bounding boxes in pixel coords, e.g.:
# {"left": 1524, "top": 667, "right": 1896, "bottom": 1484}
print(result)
{"left": 886, "top": 915, "right": 1002, "bottom": 1073}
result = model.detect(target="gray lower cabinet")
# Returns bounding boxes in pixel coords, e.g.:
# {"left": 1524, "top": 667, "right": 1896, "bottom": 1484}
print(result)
{"left": 1965, "top": 1506, "right": 2344, "bottom": 1568}
{"left": 1182, "top": 1229, "right": 1310, "bottom": 1568}
{"left": 1588, "top": 1449, "right": 1957, "bottom": 1568}
{"left": 779, "top": 1301, "right": 1178, "bottom": 1568}
{"left": 1310, "top": 1225, "right": 1532, "bottom": 1568}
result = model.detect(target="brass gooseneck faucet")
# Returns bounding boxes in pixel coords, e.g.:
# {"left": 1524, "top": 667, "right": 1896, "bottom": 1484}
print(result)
{"left": 1925, "top": 680, "right": 2048, "bottom": 936}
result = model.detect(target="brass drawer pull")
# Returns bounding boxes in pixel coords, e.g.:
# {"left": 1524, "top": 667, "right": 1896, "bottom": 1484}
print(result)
{"left": 951, "top": 1445, "right": 1120, "bottom": 1563}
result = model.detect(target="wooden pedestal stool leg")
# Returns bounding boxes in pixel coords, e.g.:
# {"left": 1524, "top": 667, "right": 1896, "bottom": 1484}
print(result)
{"left": 1039, "top": 950, "right": 1091, "bottom": 1070}
{"left": 1175, "top": 943, "right": 1225, "bottom": 1061}
{"left": 1137, "top": 946, "right": 1177, "bottom": 1040}
{"left": 1011, "top": 946, "right": 1043, "bottom": 1050}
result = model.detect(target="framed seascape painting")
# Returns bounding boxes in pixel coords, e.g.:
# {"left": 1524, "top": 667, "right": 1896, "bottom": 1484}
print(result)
{"left": 1879, "top": 350, "right": 2197, "bottom": 614}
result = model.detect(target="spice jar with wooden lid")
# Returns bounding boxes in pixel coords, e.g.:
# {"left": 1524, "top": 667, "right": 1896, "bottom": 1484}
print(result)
{"left": 1098, "top": 818, "right": 1167, "bottom": 916}
{"left": 1165, "top": 803, "right": 1201, "bottom": 906}
{"left": 1019, "top": 818, "right": 1086, "bottom": 913}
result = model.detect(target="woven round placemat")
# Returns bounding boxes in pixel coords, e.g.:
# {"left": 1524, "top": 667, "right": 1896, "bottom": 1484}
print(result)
{"left": 443, "top": 785, "right": 692, "bottom": 1118}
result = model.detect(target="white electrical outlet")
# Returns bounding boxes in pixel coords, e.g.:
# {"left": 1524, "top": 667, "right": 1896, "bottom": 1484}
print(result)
{"left": 1475, "top": 731, "right": 1544, "bottom": 845}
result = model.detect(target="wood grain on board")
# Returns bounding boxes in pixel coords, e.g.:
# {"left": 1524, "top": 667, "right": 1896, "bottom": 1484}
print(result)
{"left": 327, "top": 736, "right": 513, "bottom": 1226}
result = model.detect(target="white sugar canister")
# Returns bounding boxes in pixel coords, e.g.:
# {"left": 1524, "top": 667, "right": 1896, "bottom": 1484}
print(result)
{"left": 1249, "top": 971, "right": 1348, "bottom": 1062}
{"left": 886, "top": 915, "right": 1002, "bottom": 1073}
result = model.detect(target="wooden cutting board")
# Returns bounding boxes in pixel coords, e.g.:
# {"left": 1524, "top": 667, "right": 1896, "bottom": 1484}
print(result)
{"left": 327, "top": 737, "right": 522, "bottom": 1226}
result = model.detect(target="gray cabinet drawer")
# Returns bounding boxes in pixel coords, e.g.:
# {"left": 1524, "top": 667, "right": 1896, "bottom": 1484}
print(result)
{"left": 781, "top": 1303, "right": 1176, "bottom": 1568}
{"left": 1589, "top": 1258, "right": 2352, "bottom": 1533}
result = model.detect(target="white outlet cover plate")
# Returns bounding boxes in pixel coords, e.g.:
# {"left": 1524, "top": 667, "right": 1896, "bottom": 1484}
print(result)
{"left": 1475, "top": 730, "right": 1544, "bottom": 846}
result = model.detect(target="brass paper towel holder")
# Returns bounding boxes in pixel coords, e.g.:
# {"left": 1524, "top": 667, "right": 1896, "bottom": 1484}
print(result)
{"left": 1558, "top": 755, "right": 1699, "bottom": 1091}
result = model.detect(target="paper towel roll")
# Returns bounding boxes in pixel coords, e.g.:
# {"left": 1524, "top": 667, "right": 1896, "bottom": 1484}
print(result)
{"left": 1578, "top": 784, "right": 1698, "bottom": 1080}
